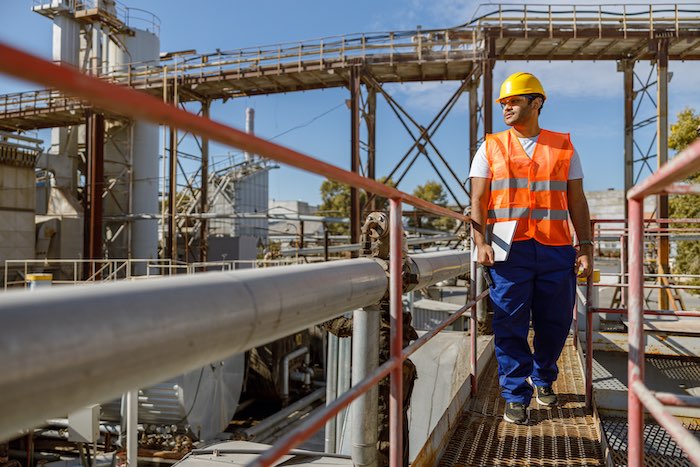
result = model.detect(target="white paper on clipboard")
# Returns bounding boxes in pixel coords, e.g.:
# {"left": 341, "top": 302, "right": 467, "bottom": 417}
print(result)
{"left": 485, "top": 220, "right": 517, "bottom": 262}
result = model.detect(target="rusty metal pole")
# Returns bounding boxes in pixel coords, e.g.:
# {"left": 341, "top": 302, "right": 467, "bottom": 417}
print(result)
{"left": 468, "top": 75, "right": 480, "bottom": 161}
{"left": 656, "top": 39, "right": 670, "bottom": 310}
{"left": 628, "top": 196, "right": 645, "bottom": 467}
{"left": 323, "top": 224, "right": 330, "bottom": 261}
{"left": 168, "top": 124, "right": 178, "bottom": 261}
{"left": 622, "top": 60, "right": 635, "bottom": 208}
{"left": 200, "top": 99, "right": 210, "bottom": 262}
{"left": 585, "top": 276, "right": 593, "bottom": 408}
{"left": 84, "top": 111, "right": 104, "bottom": 269}
{"left": 389, "top": 198, "right": 403, "bottom": 467}
{"left": 350, "top": 66, "right": 362, "bottom": 257}
{"left": 299, "top": 220, "right": 305, "bottom": 250}
{"left": 483, "top": 36, "right": 495, "bottom": 136}
{"left": 367, "top": 86, "right": 377, "bottom": 211}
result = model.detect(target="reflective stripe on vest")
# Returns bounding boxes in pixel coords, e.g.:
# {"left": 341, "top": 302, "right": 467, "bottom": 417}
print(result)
{"left": 485, "top": 129, "right": 574, "bottom": 246}
{"left": 531, "top": 180, "right": 567, "bottom": 192}
{"left": 491, "top": 179, "right": 567, "bottom": 192}
{"left": 491, "top": 178, "right": 528, "bottom": 191}
{"left": 488, "top": 208, "right": 569, "bottom": 221}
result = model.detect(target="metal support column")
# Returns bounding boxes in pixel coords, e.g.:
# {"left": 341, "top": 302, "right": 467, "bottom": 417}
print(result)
{"left": 656, "top": 39, "right": 670, "bottom": 310}
{"left": 168, "top": 125, "right": 178, "bottom": 261}
{"left": 84, "top": 112, "right": 104, "bottom": 264}
{"left": 350, "top": 66, "right": 362, "bottom": 256}
{"left": 200, "top": 100, "right": 210, "bottom": 262}
{"left": 366, "top": 86, "right": 377, "bottom": 210}
{"left": 623, "top": 62, "right": 636, "bottom": 195}
{"left": 622, "top": 60, "right": 635, "bottom": 307}
{"left": 483, "top": 37, "right": 495, "bottom": 136}
{"left": 468, "top": 76, "right": 480, "bottom": 161}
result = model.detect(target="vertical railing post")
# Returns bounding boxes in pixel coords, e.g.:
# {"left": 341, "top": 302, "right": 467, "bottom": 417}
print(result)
{"left": 469, "top": 230, "right": 478, "bottom": 395}
{"left": 585, "top": 276, "right": 593, "bottom": 409}
{"left": 628, "top": 197, "right": 645, "bottom": 467}
{"left": 389, "top": 198, "right": 403, "bottom": 467}
{"left": 620, "top": 233, "right": 627, "bottom": 308}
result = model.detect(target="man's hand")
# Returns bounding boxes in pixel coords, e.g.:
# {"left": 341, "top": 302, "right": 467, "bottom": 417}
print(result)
{"left": 576, "top": 246, "right": 593, "bottom": 278}
{"left": 477, "top": 243, "right": 495, "bottom": 267}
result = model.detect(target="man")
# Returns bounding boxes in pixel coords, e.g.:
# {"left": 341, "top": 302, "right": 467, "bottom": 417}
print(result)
{"left": 469, "top": 72, "right": 593, "bottom": 425}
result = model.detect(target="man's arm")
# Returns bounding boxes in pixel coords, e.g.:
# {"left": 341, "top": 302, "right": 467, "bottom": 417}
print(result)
{"left": 471, "top": 177, "right": 494, "bottom": 266}
{"left": 567, "top": 179, "right": 593, "bottom": 277}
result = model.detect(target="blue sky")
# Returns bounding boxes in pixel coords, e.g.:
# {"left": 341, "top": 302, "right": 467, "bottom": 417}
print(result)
{"left": 1, "top": 0, "right": 698, "bottom": 206}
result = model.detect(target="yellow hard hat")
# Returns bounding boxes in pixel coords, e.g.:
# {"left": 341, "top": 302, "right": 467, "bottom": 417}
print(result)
{"left": 497, "top": 72, "right": 546, "bottom": 102}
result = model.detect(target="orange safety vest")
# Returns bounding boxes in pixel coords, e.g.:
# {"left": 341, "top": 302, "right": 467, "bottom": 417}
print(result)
{"left": 485, "top": 129, "right": 574, "bottom": 246}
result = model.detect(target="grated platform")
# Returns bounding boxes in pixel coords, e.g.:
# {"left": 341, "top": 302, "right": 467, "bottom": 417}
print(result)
{"left": 437, "top": 338, "right": 604, "bottom": 466}
{"left": 603, "top": 417, "right": 700, "bottom": 466}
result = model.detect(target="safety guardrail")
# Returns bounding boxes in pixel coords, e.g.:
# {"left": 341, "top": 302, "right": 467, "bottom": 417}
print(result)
{"left": 0, "top": 42, "right": 484, "bottom": 467}
{"left": 624, "top": 139, "right": 700, "bottom": 466}
{"left": 471, "top": 3, "right": 700, "bottom": 38}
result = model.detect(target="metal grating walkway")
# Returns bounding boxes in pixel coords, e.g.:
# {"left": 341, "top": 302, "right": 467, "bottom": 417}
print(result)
{"left": 603, "top": 417, "right": 700, "bottom": 466}
{"left": 438, "top": 338, "right": 604, "bottom": 466}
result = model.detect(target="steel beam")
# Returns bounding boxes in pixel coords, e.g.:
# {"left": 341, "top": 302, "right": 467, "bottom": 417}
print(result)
{"left": 350, "top": 66, "right": 361, "bottom": 256}
{"left": 483, "top": 36, "right": 495, "bottom": 136}
{"left": 468, "top": 75, "right": 480, "bottom": 161}
{"left": 622, "top": 60, "right": 635, "bottom": 204}
{"left": 168, "top": 124, "right": 178, "bottom": 260}
{"left": 366, "top": 86, "right": 377, "bottom": 211}
{"left": 656, "top": 39, "right": 670, "bottom": 310}
{"left": 84, "top": 111, "right": 104, "bottom": 265}
{"left": 200, "top": 100, "right": 210, "bottom": 262}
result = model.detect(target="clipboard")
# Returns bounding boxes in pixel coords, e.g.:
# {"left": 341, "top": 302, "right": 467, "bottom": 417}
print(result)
{"left": 475, "top": 220, "right": 517, "bottom": 262}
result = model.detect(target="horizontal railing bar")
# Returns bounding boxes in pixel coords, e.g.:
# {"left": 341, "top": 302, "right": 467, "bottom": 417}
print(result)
{"left": 0, "top": 43, "right": 466, "bottom": 222}
{"left": 590, "top": 307, "right": 700, "bottom": 317}
{"left": 628, "top": 139, "right": 700, "bottom": 200}
{"left": 653, "top": 391, "right": 700, "bottom": 408}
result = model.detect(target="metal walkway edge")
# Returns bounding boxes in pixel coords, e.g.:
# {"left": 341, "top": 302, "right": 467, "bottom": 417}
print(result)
{"left": 437, "top": 337, "right": 605, "bottom": 466}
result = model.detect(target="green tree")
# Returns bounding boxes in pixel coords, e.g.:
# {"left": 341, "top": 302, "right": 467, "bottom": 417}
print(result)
{"left": 668, "top": 107, "right": 700, "bottom": 292}
{"left": 408, "top": 180, "right": 456, "bottom": 231}
{"left": 317, "top": 176, "right": 394, "bottom": 235}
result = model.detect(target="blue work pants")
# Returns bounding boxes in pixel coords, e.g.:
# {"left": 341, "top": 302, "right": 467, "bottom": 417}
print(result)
{"left": 489, "top": 239, "right": 577, "bottom": 404}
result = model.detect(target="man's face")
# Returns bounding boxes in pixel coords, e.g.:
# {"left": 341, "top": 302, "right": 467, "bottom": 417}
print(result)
{"left": 500, "top": 95, "right": 538, "bottom": 126}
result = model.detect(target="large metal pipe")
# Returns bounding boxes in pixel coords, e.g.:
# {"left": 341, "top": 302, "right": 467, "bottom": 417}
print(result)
{"left": 0, "top": 259, "right": 387, "bottom": 441}
{"left": 408, "top": 250, "right": 470, "bottom": 291}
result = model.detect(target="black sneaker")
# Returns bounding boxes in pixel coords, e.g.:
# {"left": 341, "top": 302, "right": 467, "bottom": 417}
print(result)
{"left": 533, "top": 385, "right": 558, "bottom": 407}
{"left": 503, "top": 402, "right": 528, "bottom": 425}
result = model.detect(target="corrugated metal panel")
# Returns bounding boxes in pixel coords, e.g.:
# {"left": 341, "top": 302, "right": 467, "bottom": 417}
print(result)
{"left": 101, "top": 353, "right": 244, "bottom": 440}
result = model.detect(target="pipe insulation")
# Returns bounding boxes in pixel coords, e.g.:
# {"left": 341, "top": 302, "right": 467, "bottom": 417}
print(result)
{"left": 0, "top": 259, "right": 386, "bottom": 441}
{"left": 0, "top": 250, "right": 470, "bottom": 441}
{"left": 408, "top": 250, "right": 471, "bottom": 291}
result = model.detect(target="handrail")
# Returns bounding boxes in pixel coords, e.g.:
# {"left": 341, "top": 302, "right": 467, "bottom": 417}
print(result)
{"left": 0, "top": 44, "right": 466, "bottom": 222}
{"left": 625, "top": 137, "right": 700, "bottom": 466}
{"left": 0, "top": 42, "right": 480, "bottom": 467}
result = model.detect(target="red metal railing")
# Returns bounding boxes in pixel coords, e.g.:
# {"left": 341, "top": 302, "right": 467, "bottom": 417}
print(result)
{"left": 625, "top": 139, "right": 700, "bottom": 466}
{"left": 0, "top": 43, "right": 487, "bottom": 467}
{"left": 580, "top": 217, "right": 700, "bottom": 409}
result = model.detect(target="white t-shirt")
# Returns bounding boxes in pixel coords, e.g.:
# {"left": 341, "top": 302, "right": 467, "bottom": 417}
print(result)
{"left": 468, "top": 134, "right": 584, "bottom": 180}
